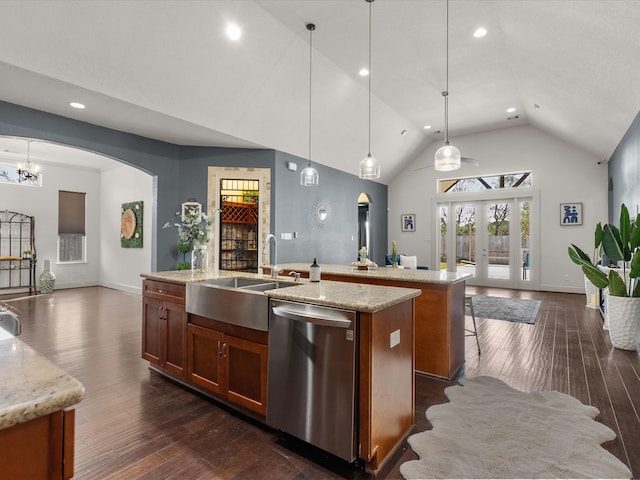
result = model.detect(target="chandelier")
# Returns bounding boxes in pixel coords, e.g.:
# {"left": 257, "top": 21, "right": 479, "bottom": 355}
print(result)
{"left": 17, "top": 141, "right": 40, "bottom": 184}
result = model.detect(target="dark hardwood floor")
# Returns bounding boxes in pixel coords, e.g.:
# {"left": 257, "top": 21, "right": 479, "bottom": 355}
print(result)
{"left": 2, "top": 285, "right": 638, "bottom": 479}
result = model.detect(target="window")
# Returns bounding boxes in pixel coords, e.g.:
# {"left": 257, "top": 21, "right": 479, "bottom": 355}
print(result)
{"left": 438, "top": 172, "right": 531, "bottom": 193}
{"left": 58, "top": 190, "right": 86, "bottom": 263}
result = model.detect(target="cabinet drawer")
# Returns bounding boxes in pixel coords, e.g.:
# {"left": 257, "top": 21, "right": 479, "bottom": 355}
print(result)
{"left": 143, "top": 280, "right": 185, "bottom": 304}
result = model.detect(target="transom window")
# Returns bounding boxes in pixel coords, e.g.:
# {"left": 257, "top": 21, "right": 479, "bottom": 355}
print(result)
{"left": 438, "top": 172, "right": 531, "bottom": 193}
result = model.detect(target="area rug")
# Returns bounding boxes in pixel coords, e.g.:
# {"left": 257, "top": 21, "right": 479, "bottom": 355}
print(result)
{"left": 400, "top": 376, "right": 631, "bottom": 479}
{"left": 467, "top": 295, "right": 541, "bottom": 324}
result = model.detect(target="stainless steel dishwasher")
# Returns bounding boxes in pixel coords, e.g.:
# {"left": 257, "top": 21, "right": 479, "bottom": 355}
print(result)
{"left": 267, "top": 299, "right": 358, "bottom": 463}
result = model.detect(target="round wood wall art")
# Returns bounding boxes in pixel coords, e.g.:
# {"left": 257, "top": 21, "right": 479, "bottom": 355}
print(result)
{"left": 121, "top": 209, "right": 137, "bottom": 239}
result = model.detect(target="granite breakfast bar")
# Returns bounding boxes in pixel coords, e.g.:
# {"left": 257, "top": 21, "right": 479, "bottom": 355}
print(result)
{"left": 270, "top": 263, "right": 471, "bottom": 380}
{"left": 0, "top": 328, "right": 85, "bottom": 479}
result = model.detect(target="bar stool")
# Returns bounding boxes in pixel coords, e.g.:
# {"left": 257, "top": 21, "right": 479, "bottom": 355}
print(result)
{"left": 465, "top": 295, "right": 480, "bottom": 354}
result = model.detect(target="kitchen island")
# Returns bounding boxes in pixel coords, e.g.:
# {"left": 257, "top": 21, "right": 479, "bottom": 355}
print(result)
{"left": 140, "top": 270, "right": 420, "bottom": 472}
{"left": 0, "top": 328, "right": 85, "bottom": 479}
{"left": 270, "top": 263, "right": 471, "bottom": 379}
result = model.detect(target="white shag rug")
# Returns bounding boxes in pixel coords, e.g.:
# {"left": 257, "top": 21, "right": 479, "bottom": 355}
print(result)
{"left": 400, "top": 376, "right": 632, "bottom": 479}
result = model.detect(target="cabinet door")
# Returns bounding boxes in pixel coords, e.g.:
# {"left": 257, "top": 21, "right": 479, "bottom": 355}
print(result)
{"left": 188, "top": 324, "right": 224, "bottom": 395}
{"left": 142, "top": 296, "right": 163, "bottom": 367}
{"left": 224, "top": 335, "right": 268, "bottom": 416}
{"left": 164, "top": 301, "right": 187, "bottom": 377}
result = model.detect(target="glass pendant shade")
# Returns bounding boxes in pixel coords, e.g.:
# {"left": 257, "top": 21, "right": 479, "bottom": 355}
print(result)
{"left": 434, "top": 144, "right": 461, "bottom": 171}
{"left": 300, "top": 165, "right": 319, "bottom": 186}
{"left": 359, "top": 154, "right": 380, "bottom": 179}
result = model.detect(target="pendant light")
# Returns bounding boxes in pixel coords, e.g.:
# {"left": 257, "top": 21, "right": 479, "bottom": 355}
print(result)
{"left": 359, "top": 0, "right": 381, "bottom": 180}
{"left": 300, "top": 23, "right": 319, "bottom": 186}
{"left": 434, "top": 0, "right": 461, "bottom": 172}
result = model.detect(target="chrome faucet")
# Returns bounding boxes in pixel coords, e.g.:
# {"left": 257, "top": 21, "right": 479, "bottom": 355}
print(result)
{"left": 289, "top": 271, "right": 301, "bottom": 282}
{"left": 263, "top": 234, "right": 281, "bottom": 278}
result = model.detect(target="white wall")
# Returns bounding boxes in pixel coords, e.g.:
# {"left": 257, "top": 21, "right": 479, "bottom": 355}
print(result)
{"left": 100, "top": 165, "right": 154, "bottom": 295}
{"left": 388, "top": 125, "right": 608, "bottom": 293}
{"left": 0, "top": 159, "right": 152, "bottom": 295}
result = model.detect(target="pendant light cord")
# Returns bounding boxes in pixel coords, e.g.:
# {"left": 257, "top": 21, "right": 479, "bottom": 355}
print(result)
{"left": 444, "top": 0, "right": 450, "bottom": 145}
{"left": 308, "top": 24, "right": 314, "bottom": 168}
{"left": 367, "top": 0, "right": 372, "bottom": 157}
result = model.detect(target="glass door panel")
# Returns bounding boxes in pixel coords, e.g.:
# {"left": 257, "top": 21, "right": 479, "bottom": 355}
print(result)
{"left": 486, "top": 202, "right": 511, "bottom": 281}
{"left": 439, "top": 206, "right": 448, "bottom": 273}
{"left": 455, "top": 204, "right": 477, "bottom": 278}
{"left": 520, "top": 200, "right": 531, "bottom": 283}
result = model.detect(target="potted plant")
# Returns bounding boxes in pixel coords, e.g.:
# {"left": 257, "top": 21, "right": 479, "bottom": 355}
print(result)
{"left": 568, "top": 203, "right": 640, "bottom": 350}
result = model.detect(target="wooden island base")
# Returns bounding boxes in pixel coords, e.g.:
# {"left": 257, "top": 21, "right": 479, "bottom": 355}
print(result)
{"left": 274, "top": 264, "right": 468, "bottom": 380}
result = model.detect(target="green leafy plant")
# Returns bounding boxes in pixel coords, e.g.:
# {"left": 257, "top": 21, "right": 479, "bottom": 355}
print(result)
{"left": 568, "top": 203, "right": 640, "bottom": 297}
{"left": 163, "top": 207, "right": 215, "bottom": 270}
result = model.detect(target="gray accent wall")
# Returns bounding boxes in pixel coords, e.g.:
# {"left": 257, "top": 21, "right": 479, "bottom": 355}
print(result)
{"left": 274, "top": 151, "right": 388, "bottom": 266}
{"left": 0, "top": 101, "right": 386, "bottom": 272}
{"left": 608, "top": 111, "right": 640, "bottom": 222}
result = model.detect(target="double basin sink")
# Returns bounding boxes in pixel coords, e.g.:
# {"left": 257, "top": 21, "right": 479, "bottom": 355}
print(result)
{"left": 185, "top": 276, "right": 299, "bottom": 332}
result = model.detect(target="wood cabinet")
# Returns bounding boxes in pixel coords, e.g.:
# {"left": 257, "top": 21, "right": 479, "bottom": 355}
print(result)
{"left": 187, "top": 320, "right": 268, "bottom": 416}
{"left": 0, "top": 409, "right": 76, "bottom": 479}
{"left": 357, "top": 299, "right": 415, "bottom": 472}
{"left": 297, "top": 269, "right": 464, "bottom": 380}
{"left": 142, "top": 280, "right": 187, "bottom": 377}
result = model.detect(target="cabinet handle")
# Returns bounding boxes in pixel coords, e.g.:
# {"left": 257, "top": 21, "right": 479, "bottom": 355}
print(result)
{"left": 157, "top": 289, "right": 167, "bottom": 294}
{"left": 217, "top": 340, "right": 222, "bottom": 356}
{"left": 222, "top": 343, "right": 227, "bottom": 358}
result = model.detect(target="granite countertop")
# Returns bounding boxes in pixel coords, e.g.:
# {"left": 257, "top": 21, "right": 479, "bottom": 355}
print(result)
{"left": 141, "top": 270, "right": 420, "bottom": 313}
{"left": 264, "top": 280, "right": 421, "bottom": 313}
{"left": 0, "top": 329, "right": 85, "bottom": 431}
{"left": 268, "top": 263, "right": 471, "bottom": 284}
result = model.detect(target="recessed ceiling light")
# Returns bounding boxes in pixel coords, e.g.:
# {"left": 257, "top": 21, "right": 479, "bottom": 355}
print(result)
{"left": 506, "top": 107, "right": 516, "bottom": 113}
{"left": 359, "top": 68, "right": 369, "bottom": 77}
{"left": 423, "top": 125, "right": 432, "bottom": 130}
{"left": 226, "top": 23, "right": 242, "bottom": 41}
{"left": 473, "top": 27, "right": 487, "bottom": 38}
{"left": 69, "top": 102, "right": 85, "bottom": 109}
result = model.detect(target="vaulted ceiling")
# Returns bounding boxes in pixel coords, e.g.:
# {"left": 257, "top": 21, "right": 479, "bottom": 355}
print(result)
{"left": 0, "top": 1, "right": 638, "bottom": 183}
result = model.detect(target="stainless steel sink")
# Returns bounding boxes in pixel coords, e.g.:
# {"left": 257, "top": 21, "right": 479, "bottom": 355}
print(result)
{"left": 200, "top": 277, "right": 274, "bottom": 289}
{"left": 185, "top": 277, "right": 298, "bottom": 331}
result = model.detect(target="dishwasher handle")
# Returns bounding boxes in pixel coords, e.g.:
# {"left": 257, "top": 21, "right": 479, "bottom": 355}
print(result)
{"left": 271, "top": 306, "right": 353, "bottom": 328}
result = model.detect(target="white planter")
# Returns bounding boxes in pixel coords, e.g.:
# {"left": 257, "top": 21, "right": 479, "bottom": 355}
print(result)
{"left": 606, "top": 296, "right": 640, "bottom": 350}
{"left": 584, "top": 276, "right": 599, "bottom": 309}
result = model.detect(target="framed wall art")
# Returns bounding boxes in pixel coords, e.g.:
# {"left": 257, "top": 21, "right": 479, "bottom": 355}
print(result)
{"left": 560, "top": 203, "right": 582, "bottom": 226}
{"left": 401, "top": 213, "right": 416, "bottom": 232}
{"left": 121, "top": 201, "right": 143, "bottom": 248}
{"left": 181, "top": 201, "right": 202, "bottom": 221}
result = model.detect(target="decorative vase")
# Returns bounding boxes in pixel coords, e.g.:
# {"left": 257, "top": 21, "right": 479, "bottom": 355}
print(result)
{"left": 191, "top": 243, "right": 210, "bottom": 274}
{"left": 584, "top": 275, "right": 599, "bottom": 309}
{"left": 606, "top": 295, "right": 640, "bottom": 350}
{"left": 39, "top": 259, "right": 56, "bottom": 294}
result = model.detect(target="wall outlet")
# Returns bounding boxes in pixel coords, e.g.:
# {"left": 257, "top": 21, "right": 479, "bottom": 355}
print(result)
{"left": 390, "top": 329, "right": 400, "bottom": 348}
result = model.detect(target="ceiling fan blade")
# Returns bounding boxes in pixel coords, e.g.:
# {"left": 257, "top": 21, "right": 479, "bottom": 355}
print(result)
{"left": 462, "top": 157, "right": 480, "bottom": 166}
{"left": 414, "top": 157, "right": 480, "bottom": 171}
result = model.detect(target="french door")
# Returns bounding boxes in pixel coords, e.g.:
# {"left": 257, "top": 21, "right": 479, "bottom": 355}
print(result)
{"left": 437, "top": 195, "right": 534, "bottom": 289}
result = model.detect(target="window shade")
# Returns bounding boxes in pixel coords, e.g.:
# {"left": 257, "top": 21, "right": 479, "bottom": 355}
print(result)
{"left": 58, "top": 190, "right": 86, "bottom": 235}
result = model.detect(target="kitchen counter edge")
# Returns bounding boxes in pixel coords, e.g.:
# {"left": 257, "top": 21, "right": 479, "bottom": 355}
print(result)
{"left": 0, "top": 331, "right": 85, "bottom": 431}
{"left": 141, "top": 271, "right": 421, "bottom": 313}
